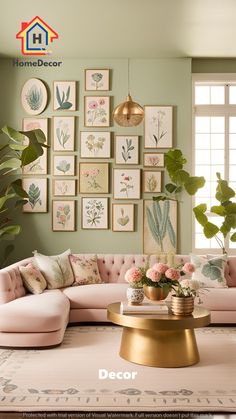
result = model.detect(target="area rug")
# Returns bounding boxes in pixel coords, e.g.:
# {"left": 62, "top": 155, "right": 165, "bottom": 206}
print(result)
{"left": 0, "top": 326, "right": 236, "bottom": 412}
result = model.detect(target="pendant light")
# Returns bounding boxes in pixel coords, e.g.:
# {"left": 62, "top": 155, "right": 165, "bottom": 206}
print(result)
{"left": 113, "top": 59, "right": 144, "bottom": 127}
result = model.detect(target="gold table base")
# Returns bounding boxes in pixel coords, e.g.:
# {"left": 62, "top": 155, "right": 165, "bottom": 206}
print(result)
{"left": 107, "top": 303, "right": 210, "bottom": 369}
{"left": 120, "top": 326, "right": 199, "bottom": 368}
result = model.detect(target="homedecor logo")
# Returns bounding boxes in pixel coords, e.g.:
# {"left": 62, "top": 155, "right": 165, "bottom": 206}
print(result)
{"left": 16, "top": 16, "right": 58, "bottom": 55}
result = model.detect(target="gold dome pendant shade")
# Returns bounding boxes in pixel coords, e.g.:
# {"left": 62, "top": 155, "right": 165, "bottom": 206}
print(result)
{"left": 113, "top": 93, "right": 144, "bottom": 127}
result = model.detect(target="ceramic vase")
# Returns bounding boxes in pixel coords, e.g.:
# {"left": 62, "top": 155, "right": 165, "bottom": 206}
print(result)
{"left": 126, "top": 287, "right": 144, "bottom": 305}
{"left": 143, "top": 285, "right": 170, "bottom": 301}
{"left": 171, "top": 295, "right": 194, "bottom": 316}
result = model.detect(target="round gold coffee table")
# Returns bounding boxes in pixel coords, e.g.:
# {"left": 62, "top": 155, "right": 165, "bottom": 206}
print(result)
{"left": 107, "top": 302, "right": 210, "bottom": 368}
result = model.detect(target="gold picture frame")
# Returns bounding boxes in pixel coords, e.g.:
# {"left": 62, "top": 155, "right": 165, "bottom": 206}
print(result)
{"left": 79, "top": 162, "right": 109, "bottom": 194}
{"left": 81, "top": 197, "right": 109, "bottom": 229}
{"left": 84, "top": 96, "right": 110, "bottom": 127}
{"left": 85, "top": 69, "right": 110, "bottom": 91}
{"left": 112, "top": 203, "right": 134, "bottom": 232}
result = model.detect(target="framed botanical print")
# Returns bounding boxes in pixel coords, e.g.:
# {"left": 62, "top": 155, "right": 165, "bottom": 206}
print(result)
{"left": 53, "top": 179, "right": 76, "bottom": 196}
{"left": 143, "top": 170, "right": 162, "bottom": 193}
{"left": 115, "top": 135, "right": 139, "bottom": 165}
{"left": 143, "top": 200, "right": 177, "bottom": 254}
{"left": 85, "top": 69, "right": 110, "bottom": 91}
{"left": 53, "top": 155, "right": 75, "bottom": 176}
{"left": 79, "top": 163, "right": 109, "bottom": 194}
{"left": 22, "top": 118, "right": 48, "bottom": 175}
{"left": 21, "top": 78, "right": 47, "bottom": 115}
{"left": 53, "top": 116, "right": 75, "bottom": 151}
{"left": 22, "top": 178, "right": 47, "bottom": 213}
{"left": 143, "top": 152, "right": 164, "bottom": 168}
{"left": 82, "top": 197, "right": 108, "bottom": 229}
{"left": 80, "top": 131, "right": 111, "bottom": 158}
{"left": 52, "top": 200, "right": 75, "bottom": 231}
{"left": 113, "top": 169, "right": 141, "bottom": 200}
{"left": 144, "top": 106, "right": 173, "bottom": 149}
{"left": 53, "top": 81, "right": 76, "bottom": 111}
{"left": 112, "top": 204, "right": 134, "bottom": 232}
{"left": 84, "top": 96, "right": 110, "bottom": 127}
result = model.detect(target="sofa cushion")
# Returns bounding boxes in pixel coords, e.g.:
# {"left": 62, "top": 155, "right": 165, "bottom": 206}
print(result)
{"left": 63, "top": 283, "right": 128, "bottom": 309}
{"left": 33, "top": 249, "right": 74, "bottom": 289}
{"left": 191, "top": 254, "right": 228, "bottom": 288}
{"left": 0, "top": 290, "right": 69, "bottom": 333}
{"left": 19, "top": 263, "right": 47, "bottom": 294}
{"left": 196, "top": 288, "right": 236, "bottom": 311}
{"left": 69, "top": 254, "right": 102, "bottom": 285}
{"left": 226, "top": 256, "right": 236, "bottom": 287}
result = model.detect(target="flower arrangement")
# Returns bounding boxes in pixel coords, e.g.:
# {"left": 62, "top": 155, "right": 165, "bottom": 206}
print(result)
{"left": 125, "top": 262, "right": 196, "bottom": 291}
{"left": 172, "top": 278, "right": 203, "bottom": 304}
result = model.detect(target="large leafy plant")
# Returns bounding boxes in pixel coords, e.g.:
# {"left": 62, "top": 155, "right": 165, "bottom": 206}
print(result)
{"left": 0, "top": 126, "right": 47, "bottom": 266}
{"left": 154, "top": 149, "right": 205, "bottom": 202}
{"left": 193, "top": 173, "right": 236, "bottom": 254}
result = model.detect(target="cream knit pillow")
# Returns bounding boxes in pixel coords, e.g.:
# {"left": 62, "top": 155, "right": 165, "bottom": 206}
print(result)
{"left": 33, "top": 249, "right": 74, "bottom": 289}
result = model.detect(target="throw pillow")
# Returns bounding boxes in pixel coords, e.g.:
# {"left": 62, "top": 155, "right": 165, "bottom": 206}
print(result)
{"left": 19, "top": 263, "right": 47, "bottom": 294}
{"left": 69, "top": 254, "right": 103, "bottom": 285}
{"left": 33, "top": 249, "right": 74, "bottom": 289}
{"left": 190, "top": 254, "right": 228, "bottom": 288}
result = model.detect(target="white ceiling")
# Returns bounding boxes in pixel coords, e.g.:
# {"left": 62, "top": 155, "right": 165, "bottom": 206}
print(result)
{"left": 1, "top": 0, "right": 236, "bottom": 58}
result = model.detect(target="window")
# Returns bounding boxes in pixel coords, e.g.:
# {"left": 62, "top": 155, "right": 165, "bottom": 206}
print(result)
{"left": 192, "top": 74, "right": 236, "bottom": 254}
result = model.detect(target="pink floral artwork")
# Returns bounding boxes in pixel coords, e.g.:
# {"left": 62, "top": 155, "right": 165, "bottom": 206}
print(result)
{"left": 85, "top": 96, "right": 110, "bottom": 127}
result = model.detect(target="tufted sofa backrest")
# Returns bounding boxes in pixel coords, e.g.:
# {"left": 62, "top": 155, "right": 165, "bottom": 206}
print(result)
{"left": 0, "top": 258, "right": 32, "bottom": 304}
{"left": 95, "top": 254, "right": 190, "bottom": 283}
{"left": 0, "top": 253, "right": 236, "bottom": 305}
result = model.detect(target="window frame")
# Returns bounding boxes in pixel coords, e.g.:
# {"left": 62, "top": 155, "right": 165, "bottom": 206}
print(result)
{"left": 192, "top": 73, "right": 236, "bottom": 255}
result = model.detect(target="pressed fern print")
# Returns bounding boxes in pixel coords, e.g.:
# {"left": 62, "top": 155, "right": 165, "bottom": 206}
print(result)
{"left": 145, "top": 200, "right": 176, "bottom": 253}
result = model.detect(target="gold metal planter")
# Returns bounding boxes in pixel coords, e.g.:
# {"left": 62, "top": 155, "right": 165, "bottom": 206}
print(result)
{"left": 143, "top": 285, "right": 170, "bottom": 301}
{"left": 171, "top": 295, "right": 194, "bottom": 316}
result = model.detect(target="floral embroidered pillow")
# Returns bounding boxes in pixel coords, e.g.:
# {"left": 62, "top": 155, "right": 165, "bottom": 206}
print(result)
{"left": 33, "top": 249, "right": 74, "bottom": 289}
{"left": 69, "top": 255, "right": 103, "bottom": 285}
{"left": 19, "top": 263, "right": 47, "bottom": 294}
{"left": 190, "top": 254, "right": 228, "bottom": 288}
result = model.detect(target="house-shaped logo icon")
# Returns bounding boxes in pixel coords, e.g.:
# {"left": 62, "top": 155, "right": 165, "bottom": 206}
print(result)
{"left": 16, "top": 16, "right": 58, "bottom": 55}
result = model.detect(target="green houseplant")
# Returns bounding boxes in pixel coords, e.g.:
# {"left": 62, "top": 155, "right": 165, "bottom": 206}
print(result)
{"left": 193, "top": 173, "right": 236, "bottom": 254}
{"left": 154, "top": 149, "right": 206, "bottom": 202}
{"left": 0, "top": 125, "right": 47, "bottom": 266}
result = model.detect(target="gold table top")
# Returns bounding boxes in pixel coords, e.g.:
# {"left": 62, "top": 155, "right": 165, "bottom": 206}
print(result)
{"left": 107, "top": 302, "right": 211, "bottom": 331}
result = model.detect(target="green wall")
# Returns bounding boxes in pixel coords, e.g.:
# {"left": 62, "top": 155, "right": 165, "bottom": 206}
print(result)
{"left": 0, "top": 58, "right": 192, "bottom": 262}
{"left": 192, "top": 58, "right": 236, "bottom": 73}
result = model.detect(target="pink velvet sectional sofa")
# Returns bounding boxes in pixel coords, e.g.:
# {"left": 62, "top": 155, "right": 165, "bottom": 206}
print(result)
{"left": 0, "top": 254, "right": 236, "bottom": 348}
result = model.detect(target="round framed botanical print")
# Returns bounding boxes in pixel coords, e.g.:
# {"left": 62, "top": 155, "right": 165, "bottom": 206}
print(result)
{"left": 21, "top": 78, "right": 48, "bottom": 115}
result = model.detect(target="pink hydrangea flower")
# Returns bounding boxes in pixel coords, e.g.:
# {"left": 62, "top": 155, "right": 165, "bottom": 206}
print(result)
{"left": 152, "top": 263, "right": 169, "bottom": 274}
{"left": 125, "top": 267, "right": 142, "bottom": 284}
{"left": 146, "top": 268, "right": 161, "bottom": 282}
{"left": 182, "top": 263, "right": 195, "bottom": 274}
{"left": 165, "top": 268, "right": 180, "bottom": 281}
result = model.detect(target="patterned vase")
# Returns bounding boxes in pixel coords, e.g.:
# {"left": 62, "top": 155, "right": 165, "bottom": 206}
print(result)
{"left": 143, "top": 285, "right": 170, "bottom": 301}
{"left": 126, "top": 287, "right": 144, "bottom": 305}
{"left": 171, "top": 295, "right": 194, "bottom": 316}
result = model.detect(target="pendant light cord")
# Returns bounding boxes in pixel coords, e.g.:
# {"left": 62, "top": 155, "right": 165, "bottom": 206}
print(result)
{"left": 128, "top": 58, "right": 130, "bottom": 95}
